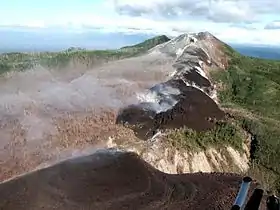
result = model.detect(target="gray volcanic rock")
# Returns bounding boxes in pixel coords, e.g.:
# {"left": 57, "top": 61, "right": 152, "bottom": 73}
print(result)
{"left": 116, "top": 32, "right": 228, "bottom": 139}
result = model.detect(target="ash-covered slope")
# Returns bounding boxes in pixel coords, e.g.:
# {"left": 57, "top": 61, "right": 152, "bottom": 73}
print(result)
{"left": 0, "top": 149, "right": 265, "bottom": 210}
{"left": 116, "top": 32, "right": 228, "bottom": 139}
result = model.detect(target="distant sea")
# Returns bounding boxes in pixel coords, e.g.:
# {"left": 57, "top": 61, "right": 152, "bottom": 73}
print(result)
{"left": 231, "top": 45, "right": 280, "bottom": 60}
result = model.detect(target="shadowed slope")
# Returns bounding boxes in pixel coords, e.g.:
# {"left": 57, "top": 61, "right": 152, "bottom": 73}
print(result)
{"left": 0, "top": 149, "right": 265, "bottom": 210}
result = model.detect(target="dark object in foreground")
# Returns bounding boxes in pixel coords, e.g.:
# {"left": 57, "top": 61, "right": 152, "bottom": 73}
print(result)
{"left": 245, "top": 188, "right": 264, "bottom": 210}
{"left": 267, "top": 195, "right": 280, "bottom": 210}
{"left": 231, "top": 176, "right": 279, "bottom": 210}
{"left": 231, "top": 176, "right": 253, "bottom": 209}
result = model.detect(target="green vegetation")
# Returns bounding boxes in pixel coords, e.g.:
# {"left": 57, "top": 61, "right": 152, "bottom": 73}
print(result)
{"left": 211, "top": 44, "right": 280, "bottom": 193}
{"left": 121, "top": 35, "right": 170, "bottom": 51}
{"left": 0, "top": 35, "right": 170, "bottom": 75}
{"left": 0, "top": 50, "right": 136, "bottom": 74}
{"left": 167, "top": 121, "right": 245, "bottom": 152}
{"left": 166, "top": 42, "right": 280, "bottom": 193}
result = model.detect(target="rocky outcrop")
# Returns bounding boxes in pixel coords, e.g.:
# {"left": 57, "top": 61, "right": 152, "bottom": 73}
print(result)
{"left": 106, "top": 135, "right": 250, "bottom": 175}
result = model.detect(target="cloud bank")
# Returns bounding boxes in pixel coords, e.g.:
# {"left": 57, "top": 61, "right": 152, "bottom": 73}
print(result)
{"left": 1, "top": 0, "right": 280, "bottom": 46}
{"left": 265, "top": 21, "right": 280, "bottom": 29}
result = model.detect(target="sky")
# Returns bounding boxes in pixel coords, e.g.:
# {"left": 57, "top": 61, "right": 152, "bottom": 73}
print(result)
{"left": 1, "top": 0, "right": 280, "bottom": 50}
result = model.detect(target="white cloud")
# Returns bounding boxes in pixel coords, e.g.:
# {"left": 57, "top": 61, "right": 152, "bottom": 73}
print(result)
{"left": 1, "top": 0, "right": 280, "bottom": 46}
{"left": 265, "top": 21, "right": 280, "bottom": 29}
{"left": 214, "top": 27, "right": 280, "bottom": 46}
{"left": 2, "top": 13, "right": 280, "bottom": 46}
{"left": 112, "top": 0, "right": 280, "bottom": 23}
{"left": 107, "top": 0, "right": 280, "bottom": 45}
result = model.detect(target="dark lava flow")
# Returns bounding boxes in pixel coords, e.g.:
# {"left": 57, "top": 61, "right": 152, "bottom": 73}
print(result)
{"left": 116, "top": 79, "right": 224, "bottom": 139}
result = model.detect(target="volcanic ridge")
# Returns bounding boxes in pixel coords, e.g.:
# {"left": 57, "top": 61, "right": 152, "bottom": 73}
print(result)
{"left": 116, "top": 32, "right": 227, "bottom": 139}
{"left": 0, "top": 32, "right": 271, "bottom": 210}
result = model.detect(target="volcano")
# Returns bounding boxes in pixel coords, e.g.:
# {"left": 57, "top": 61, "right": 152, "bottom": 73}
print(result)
{"left": 0, "top": 32, "right": 273, "bottom": 210}
{"left": 116, "top": 32, "right": 227, "bottom": 139}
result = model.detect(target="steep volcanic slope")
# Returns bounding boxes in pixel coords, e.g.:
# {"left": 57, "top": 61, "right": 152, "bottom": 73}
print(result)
{"left": 0, "top": 149, "right": 267, "bottom": 210}
{"left": 116, "top": 32, "right": 228, "bottom": 139}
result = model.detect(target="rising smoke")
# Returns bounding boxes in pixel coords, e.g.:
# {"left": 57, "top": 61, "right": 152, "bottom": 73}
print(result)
{"left": 0, "top": 52, "right": 176, "bottom": 181}
{"left": 0, "top": 68, "right": 131, "bottom": 141}
{"left": 136, "top": 83, "right": 180, "bottom": 113}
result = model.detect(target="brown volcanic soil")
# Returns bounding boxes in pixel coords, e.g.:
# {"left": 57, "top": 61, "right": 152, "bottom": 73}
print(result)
{"left": 0, "top": 52, "right": 174, "bottom": 182}
{"left": 0, "top": 151, "right": 267, "bottom": 210}
{"left": 0, "top": 110, "right": 138, "bottom": 182}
